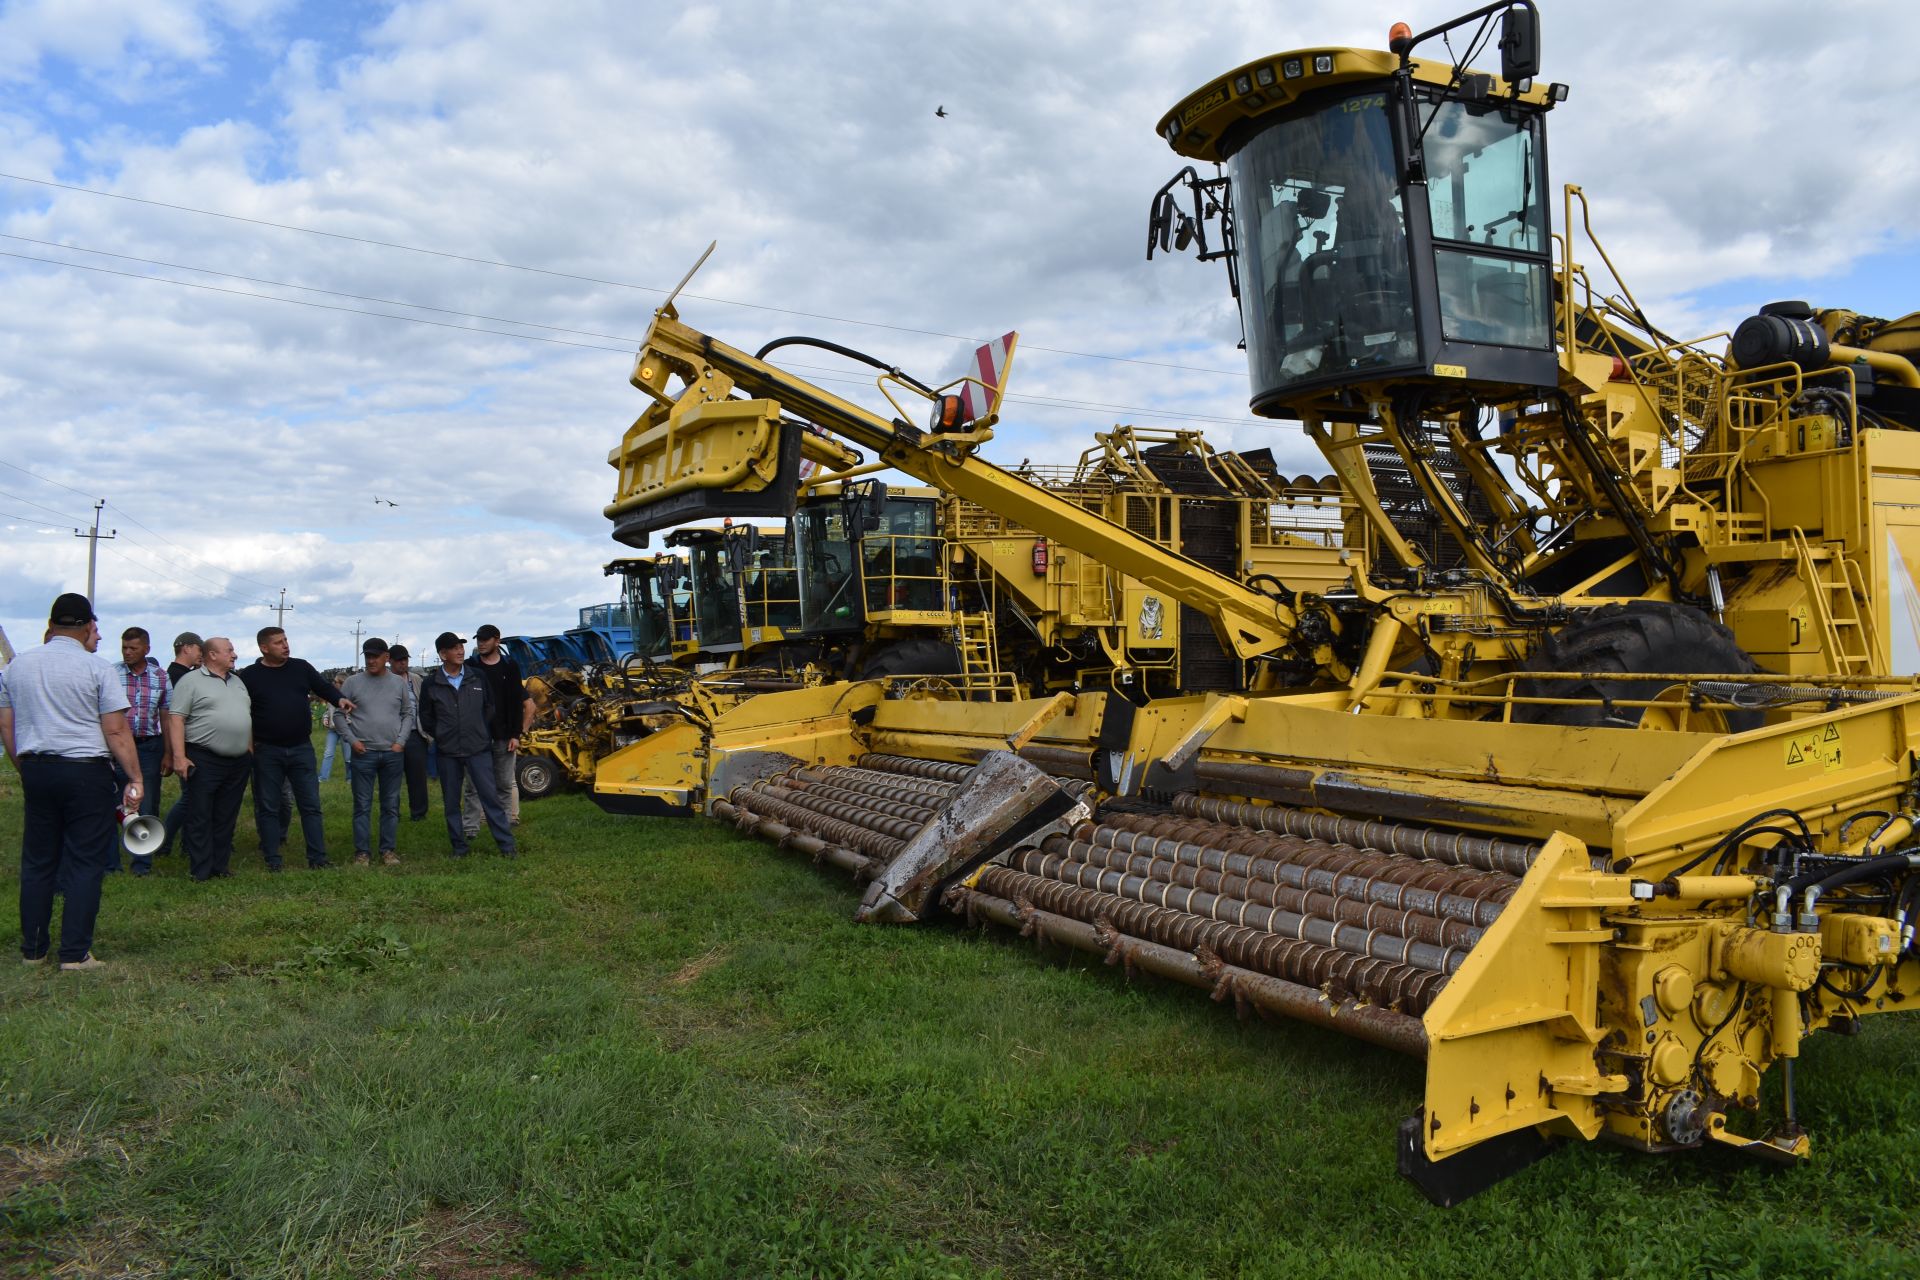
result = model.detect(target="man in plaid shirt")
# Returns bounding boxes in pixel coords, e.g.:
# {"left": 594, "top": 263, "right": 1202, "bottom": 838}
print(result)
{"left": 113, "top": 626, "right": 170, "bottom": 875}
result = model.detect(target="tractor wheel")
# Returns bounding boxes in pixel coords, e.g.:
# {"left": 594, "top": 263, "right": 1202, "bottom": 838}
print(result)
{"left": 516, "top": 753, "right": 564, "bottom": 801}
{"left": 859, "top": 638, "right": 963, "bottom": 681}
{"left": 1513, "top": 601, "right": 1762, "bottom": 732}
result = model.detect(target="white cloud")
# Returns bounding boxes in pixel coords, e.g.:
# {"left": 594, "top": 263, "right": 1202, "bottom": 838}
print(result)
{"left": 0, "top": 0, "right": 290, "bottom": 93}
{"left": 3, "top": 0, "right": 1918, "bottom": 656}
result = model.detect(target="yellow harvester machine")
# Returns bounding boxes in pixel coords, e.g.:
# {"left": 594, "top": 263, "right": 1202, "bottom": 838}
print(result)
{"left": 592, "top": 2, "right": 1920, "bottom": 1201}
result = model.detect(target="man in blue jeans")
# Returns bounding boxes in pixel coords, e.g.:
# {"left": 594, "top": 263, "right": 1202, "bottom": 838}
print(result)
{"left": 416, "top": 632, "right": 515, "bottom": 859}
{"left": 339, "top": 638, "right": 410, "bottom": 866}
{"left": 238, "top": 627, "right": 353, "bottom": 870}
{"left": 1, "top": 593, "right": 146, "bottom": 970}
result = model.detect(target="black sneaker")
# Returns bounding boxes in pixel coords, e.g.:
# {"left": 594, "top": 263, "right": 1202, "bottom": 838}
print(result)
{"left": 131, "top": 860, "right": 153, "bottom": 877}
{"left": 310, "top": 859, "right": 333, "bottom": 870}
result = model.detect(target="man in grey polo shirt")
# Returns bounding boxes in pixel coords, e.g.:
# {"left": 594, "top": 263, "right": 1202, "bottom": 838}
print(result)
{"left": 0, "top": 592, "right": 144, "bottom": 970}
{"left": 167, "top": 637, "right": 254, "bottom": 882}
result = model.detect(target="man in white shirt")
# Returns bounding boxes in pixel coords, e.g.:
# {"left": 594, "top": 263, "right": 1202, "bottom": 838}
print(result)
{"left": 0, "top": 593, "right": 144, "bottom": 969}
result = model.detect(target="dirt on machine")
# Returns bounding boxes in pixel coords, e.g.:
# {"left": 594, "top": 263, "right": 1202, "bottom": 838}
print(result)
{"left": 588, "top": 1, "right": 1920, "bottom": 1203}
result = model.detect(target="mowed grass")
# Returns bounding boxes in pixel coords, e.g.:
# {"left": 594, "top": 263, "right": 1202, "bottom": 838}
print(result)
{"left": 2, "top": 747, "right": 1919, "bottom": 1278}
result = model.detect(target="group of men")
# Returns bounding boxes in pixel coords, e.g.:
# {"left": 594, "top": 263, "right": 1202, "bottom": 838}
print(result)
{"left": 1, "top": 593, "right": 536, "bottom": 969}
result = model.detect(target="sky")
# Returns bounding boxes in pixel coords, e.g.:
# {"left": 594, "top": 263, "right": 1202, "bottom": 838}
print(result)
{"left": 2, "top": 0, "right": 1918, "bottom": 670}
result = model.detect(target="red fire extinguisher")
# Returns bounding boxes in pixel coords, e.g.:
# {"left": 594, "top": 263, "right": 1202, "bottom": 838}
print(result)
{"left": 1031, "top": 538, "right": 1049, "bottom": 576}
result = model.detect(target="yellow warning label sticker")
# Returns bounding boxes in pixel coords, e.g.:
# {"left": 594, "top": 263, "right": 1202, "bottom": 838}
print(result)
{"left": 1784, "top": 723, "right": 1843, "bottom": 772}
{"left": 1433, "top": 363, "right": 1468, "bottom": 379}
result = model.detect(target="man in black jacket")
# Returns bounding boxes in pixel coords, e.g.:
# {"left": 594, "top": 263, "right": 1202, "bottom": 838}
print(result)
{"left": 238, "top": 627, "right": 354, "bottom": 870}
{"left": 461, "top": 623, "right": 534, "bottom": 838}
{"left": 416, "top": 632, "right": 515, "bottom": 858}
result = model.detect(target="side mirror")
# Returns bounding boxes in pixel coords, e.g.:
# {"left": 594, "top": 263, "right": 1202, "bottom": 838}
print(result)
{"left": 1499, "top": 7, "right": 1539, "bottom": 83}
{"left": 1173, "top": 216, "right": 1196, "bottom": 253}
{"left": 1147, "top": 190, "right": 1175, "bottom": 257}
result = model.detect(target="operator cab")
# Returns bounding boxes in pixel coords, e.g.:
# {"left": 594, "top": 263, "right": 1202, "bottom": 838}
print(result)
{"left": 794, "top": 483, "right": 949, "bottom": 635}
{"left": 665, "top": 528, "right": 746, "bottom": 657}
{"left": 1152, "top": 2, "right": 1565, "bottom": 419}
{"left": 604, "top": 555, "right": 681, "bottom": 662}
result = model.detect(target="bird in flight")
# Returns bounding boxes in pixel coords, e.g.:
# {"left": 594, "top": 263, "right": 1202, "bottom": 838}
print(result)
{"left": 935, "top": 105, "right": 947, "bottom": 118}
{"left": 374, "top": 496, "right": 399, "bottom": 507}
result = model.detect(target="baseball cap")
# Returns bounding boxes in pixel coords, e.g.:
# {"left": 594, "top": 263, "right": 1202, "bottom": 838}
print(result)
{"left": 475, "top": 623, "right": 502, "bottom": 641}
{"left": 49, "top": 593, "right": 96, "bottom": 626}
{"left": 388, "top": 644, "right": 410, "bottom": 661}
{"left": 173, "top": 631, "right": 203, "bottom": 651}
{"left": 362, "top": 636, "right": 390, "bottom": 657}
{"left": 434, "top": 631, "right": 467, "bottom": 651}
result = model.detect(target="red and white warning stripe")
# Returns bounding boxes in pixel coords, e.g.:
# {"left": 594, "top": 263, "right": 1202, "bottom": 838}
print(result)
{"left": 957, "top": 331, "right": 1018, "bottom": 423}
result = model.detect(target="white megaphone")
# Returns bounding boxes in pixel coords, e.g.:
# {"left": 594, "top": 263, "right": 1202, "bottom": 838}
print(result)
{"left": 121, "top": 812, "right": 166, "bottom": 857}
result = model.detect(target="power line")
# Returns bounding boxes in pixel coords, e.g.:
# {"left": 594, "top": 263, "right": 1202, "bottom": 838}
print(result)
{"left": 0, "top": 496, "right": 248, "bottom": 604}
{"left": 0, "top": 247, "right": 631, "bottom": 353}
{"left": 0, "top": 170, "right": 1245, "bottom": 377}
{"left": 0, "top": 485, "right": 83, "bottom": 523}
{"left": 0, "top": 464, "right": 356, "bottom": 617}
{"left": 0, "top": 461, "right": 94, "bottom": 501}
{"left": 100, "top": 540, "right": 270, "bottom": 610}
{"left": 0, "top": 232, "right": 637, "bottom": 343}
{"left": 0, "top": 249, "right": 1268, "bottom": 427}
{"left": 104, "top": 503, "right": 285, "bottom": 594}
{"left": 0, "top": 473, "right": 275, "bottom": 596}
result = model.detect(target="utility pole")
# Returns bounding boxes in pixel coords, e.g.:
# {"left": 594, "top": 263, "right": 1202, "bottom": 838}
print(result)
{"left": 271, "top": 588, "right": 295, "bottom": 629}
{"left": 72, "top": 499, "right": 116, "bottom": 604}
{"left": 352, "top": 619, "right": 364, "bottom": 669}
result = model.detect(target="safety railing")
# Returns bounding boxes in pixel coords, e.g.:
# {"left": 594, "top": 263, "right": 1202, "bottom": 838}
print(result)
{"left": 861, "top": 533, "right": 948, "bottom": 618}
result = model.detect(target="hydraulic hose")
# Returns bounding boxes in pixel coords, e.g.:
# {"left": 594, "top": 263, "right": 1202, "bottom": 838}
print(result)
{"left": 753, "top": 336, "right": 935, "bottom": 395}
{"left": 1785, "top": 850, "right": 1919, "bottom": 895}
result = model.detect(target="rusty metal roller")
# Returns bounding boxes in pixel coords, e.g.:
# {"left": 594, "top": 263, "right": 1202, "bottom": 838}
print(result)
{"left": 796, "top": 765, "right": 961, "bottom": 800}
{"left": 1123, "top": 814, "right": 1522, "bottom": 906}
{"left": 727, "top": 784, "right": 906, "bottom": 859}
{"left": 948, "top": 880, "right": 1430, "bottom": 1054}
{"left": 855, "top": 754, "right": 976, "bottom": 784}
{"left": 744, "top": 782, "right": 927, "bottom": 843}
{"left": 1041, "top": 834, "right": 1485, "bottom": 950}
{"left": 714, "top": 795, "right": 877, "bottom": 879}
{"left": 766, "top": 779, "right": 943, "bottom": 825}
{"left": 780, "top": 778, "right": 948, "bottom": 822}
{"left": 1175, "top": 793, "right": 1537, "bottom": 877}
{"left": 974, "top": 866, "right": 1447, "bottom": 1016}
{"left": 1086, "top": 814, "right": 1512, "bottom": 926}
{"left": 1008, "top": 847, "right": 1468, "bottom": 975}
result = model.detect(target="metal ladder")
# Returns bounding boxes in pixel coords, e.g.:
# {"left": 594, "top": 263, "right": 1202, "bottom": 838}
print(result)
{"left": 1792, "top": 527, "right": 1877, "bottom": 675}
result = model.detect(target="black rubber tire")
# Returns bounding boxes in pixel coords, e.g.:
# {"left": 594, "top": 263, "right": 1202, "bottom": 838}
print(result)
{"left": 859, "top": 638, "right": 963, "bottom": 680}
{"left": 516, "top": 752, "right": 564, "bottom": 801}
{"left": 1513, "top": 601, "right": 1763, "bottom": 731}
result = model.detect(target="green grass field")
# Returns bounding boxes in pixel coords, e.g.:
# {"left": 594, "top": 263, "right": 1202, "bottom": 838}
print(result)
{"left": 3, "top": 749, "right": 1919, "bottom": 1279}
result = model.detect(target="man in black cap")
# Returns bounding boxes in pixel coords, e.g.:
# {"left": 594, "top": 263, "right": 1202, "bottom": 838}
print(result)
{"left": 238, "top": 626, "right": 353, "bottom": 870}
{"left": 167, "top": 632, "right": 202, "bottom": 687}
{"left": 417, "top": 632, "right": 515, "bottom": 858}
{"left": 0, "top": 593, "right": 145, "bottom": 969}
{"left": 461, "top": 622, "right": 534, "bottom": 838}
{"left": 387, "top": 644, "right": 432, "bottom": 820}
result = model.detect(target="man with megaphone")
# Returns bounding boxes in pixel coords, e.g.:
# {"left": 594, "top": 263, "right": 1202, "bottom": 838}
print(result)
{"left": 0, "top": 593, "right": 146, "bottom": 971}
{"left": 111, "top": 625, "right": 171, "bottom": 876}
